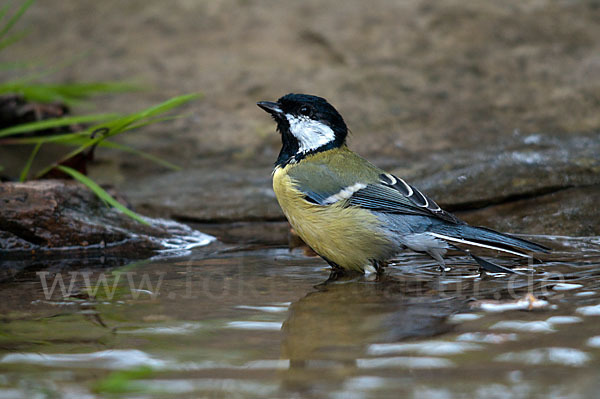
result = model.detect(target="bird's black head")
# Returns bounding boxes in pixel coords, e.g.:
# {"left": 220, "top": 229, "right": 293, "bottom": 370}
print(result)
{"left": 257, "top": 93, "right": 348, "bottom": 166}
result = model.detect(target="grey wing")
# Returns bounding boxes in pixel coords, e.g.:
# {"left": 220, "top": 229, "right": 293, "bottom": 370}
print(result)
{"left": 348, "top": 173, "right": 463, "bottom": 224}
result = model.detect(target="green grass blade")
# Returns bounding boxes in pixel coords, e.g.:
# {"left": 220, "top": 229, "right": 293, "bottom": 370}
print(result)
{"left": 0, "top": 52, "right": 89, "bottom": 90}
{"left": 0, "top": 132, "right": 94, "bottom": 146}
{"left": 0, "top": 60, "right": 38, "bottom": 70}
{"left": 0, "top": 52, "right": 115, "bottom": 103}
{"left": 19, "top": 141, "right": 41, "bottom": 182}
{"left": 0, "top": 29, "right": 28, "bottom": 51}
{"left": 99, "top": 140, "right": 181, "bottom": 170}
{"left": 90, "top": 94, "right": 200, "bottom": 136}
{"left": 56, "top": 165, "right": 149, "bottom": 225}
{"left": 135, "top": 93, "right": 201, "bottom": 120}
{"left": 34, "top": 135, "right": 105, "bottom": 178}
{"left": 33, "top": 93, "right": 200, "bottom": 178}
{"left": 0, "top": 131, "right": 92, "bottom": 145}
{"left": 0, "top": 0, "right": 35, "bottom": 40}
{"left": 104, "top": 94, "right": 201, "bottom": 138}
{"left": 0, "top": 81, "right": 140, "bottom": 106}
{"left": 121, "top": 114, "right": 188, "bottom": 132}
{"left": 43, "top": 82, "right": 142, "bottom": 98}
{"left": 0, "top": 113, "right": 120, "bottom": 138}
{"left": 1, "top": 132, "right": 180, "bottom": 171}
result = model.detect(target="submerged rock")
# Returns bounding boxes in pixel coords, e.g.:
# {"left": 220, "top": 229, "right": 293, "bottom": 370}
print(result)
{"left": 0, "top": 180, "right": 214, "bottom": 256}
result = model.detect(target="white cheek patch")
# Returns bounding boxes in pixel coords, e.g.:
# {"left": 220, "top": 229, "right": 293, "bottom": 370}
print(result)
{"left": 285, "top": 114, "right": 336, "bottom": 153}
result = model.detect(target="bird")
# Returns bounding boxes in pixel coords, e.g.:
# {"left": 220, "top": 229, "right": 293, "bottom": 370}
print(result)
{"left": 257, "top": 93, "right": 549, "bottom": 274}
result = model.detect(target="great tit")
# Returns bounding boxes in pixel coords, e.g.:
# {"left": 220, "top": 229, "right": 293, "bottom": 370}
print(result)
{"left": 257, "top": 93, "right": 549, "bottom": 274}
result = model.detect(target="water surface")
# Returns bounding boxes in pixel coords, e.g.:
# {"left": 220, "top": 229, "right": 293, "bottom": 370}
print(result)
{"left": 1, "top": 235, "right": 599, "bottom": 398}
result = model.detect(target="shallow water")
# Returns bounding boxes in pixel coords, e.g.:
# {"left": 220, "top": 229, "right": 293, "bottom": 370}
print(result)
{"left": 0, "top": 235, "right": 599, "bottom": 398}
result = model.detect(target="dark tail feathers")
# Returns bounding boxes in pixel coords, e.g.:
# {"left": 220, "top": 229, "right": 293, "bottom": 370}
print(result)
{"left": 459, "top": 225, "right": 550, "bottom": 254}
{"left": 433, "top": 224, "right": 550, "bottom": 255}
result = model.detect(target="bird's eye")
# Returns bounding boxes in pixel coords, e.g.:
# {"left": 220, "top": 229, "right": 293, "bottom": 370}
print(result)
{"left": 299, "top": 105, "right": 312, "bottom": 117}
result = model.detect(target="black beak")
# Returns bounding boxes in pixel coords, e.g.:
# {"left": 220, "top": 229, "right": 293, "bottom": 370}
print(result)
{"left": 257, "top": 101, "right": 282, "bottom": 115}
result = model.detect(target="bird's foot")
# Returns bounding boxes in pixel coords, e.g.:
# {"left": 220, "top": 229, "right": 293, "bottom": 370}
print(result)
{"left": 438, "top": 264, "right": 452, "bottom": 273}
{"left": 371, "top": 260, "right": 388, "bottom": 273}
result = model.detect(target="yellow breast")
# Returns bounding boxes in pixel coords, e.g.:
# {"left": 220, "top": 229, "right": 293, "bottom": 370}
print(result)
{"left": 272, "top": 165, "right": 392, "bottom": 272}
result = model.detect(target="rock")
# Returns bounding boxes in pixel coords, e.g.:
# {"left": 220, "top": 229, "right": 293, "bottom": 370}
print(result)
{"left": 401, "top": 134, "right": 600, "bottom": 211}
{"left": 0, "top": 95, "right": 69, "bottom": 131}
{"left": 458, "top": 186, "right": 600, "bottom": 236}
{"left": 191, "top": 221, "right": 291, "bottom": 246}
{"left": 398, "top": 133, "right": 600, "bottom": 235}
{"left": 119, "top": 133, "right": 599, "bottom": 237}
{"left": 0, "top": 180, "right": 214, "bottom": 255}
{"left": 120, "top": 167, "right": 283, "bottom": 222}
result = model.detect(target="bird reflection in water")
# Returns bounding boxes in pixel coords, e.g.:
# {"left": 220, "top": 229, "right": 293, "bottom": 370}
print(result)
{"left": 279, "top": 271, "right": 464, "bottom": 394}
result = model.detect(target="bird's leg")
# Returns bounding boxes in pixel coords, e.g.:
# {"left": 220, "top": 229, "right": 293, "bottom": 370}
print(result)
{"left": 371, "top": 260, "right": 388, "bottom": 273}
{"left": 318, "top": 260, "right": 362, "bottom": 285}
{"left": 428, "top": 250, "right": 451, "bottom": 273}
{"left": 322, "top": 269, "right": 345, "bottom": 283}
{"left": 322, "top": 256, "right": 343, "bottom": 270}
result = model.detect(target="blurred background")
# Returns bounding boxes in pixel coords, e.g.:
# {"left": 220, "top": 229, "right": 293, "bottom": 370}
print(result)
{"left": 11, "top": 0, "right": 600, "bottom": 152}
{"left": 10, "top": 0, "right": 600, "bottom": 154}
{"left": 2, "top": 0, "right": 599, "bottom": 236}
